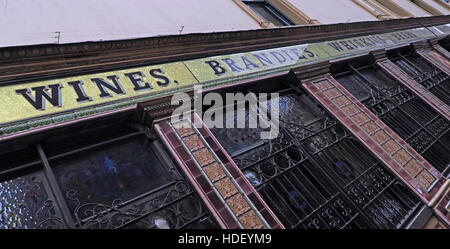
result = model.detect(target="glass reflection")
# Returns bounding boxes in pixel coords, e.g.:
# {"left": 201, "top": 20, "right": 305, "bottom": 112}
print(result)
{"left": 53, "top": 136, "right": 172, "bottom": 218}
{"left": 0, "top": 173, "right": 63, "bottom": 229}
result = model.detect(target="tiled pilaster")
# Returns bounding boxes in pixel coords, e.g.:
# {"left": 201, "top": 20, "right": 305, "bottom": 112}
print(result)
{"left": 154, "top": 113, "right": 284, "bottom": 229}
{"left": 431, "top": 44, "right": 450, "bottom": 60}
{"left": 416, "top": 48, "right": 450, "bottom": 76}
{"left": 302, "top": 75, "right": 447, "bottom": 206}
{"left": 433, "top": 187, "right": 450, "bottom": 227}
{"left": 377, "top": 59, "right": 450, "bottom": 121}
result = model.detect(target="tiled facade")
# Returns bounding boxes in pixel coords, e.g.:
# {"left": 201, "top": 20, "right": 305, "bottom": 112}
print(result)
{"left": 417, "top": 48, "right": 450, "bottom": 76}
{"left": 432, "top": 44, "right": 450, "bottom": 60}
{"left": 0, "top": 10, "right": 450, "bottom": 229}
{"left": 377, "top": 59, "right": 450, "bottom": 121}
{"left": 154, "top": 114, "right": 284, "bottom": 229}
{"left": 302, "top": 75, "right": 446, "bottom": 204}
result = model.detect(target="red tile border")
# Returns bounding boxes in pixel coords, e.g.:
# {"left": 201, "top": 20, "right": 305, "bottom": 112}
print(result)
{"left": 433, "top": 186, "right": 450, "bottom": 226}
{"left": 302, "top": 75, "right": 446, "bottom": 204}
{"left": 226, "top": 194, "right": 251, "bottom": 216}
{"left": 432, "top": 44, "right": 450, "bottom": 60}
{"left": 154, "top": 114, "right": 284, "bottom": 229}
{"left": 238, "top": 210, "right": 265, "bottom": 229}
{"left": 191, "top": 113, "right": 285, "bottom": 229}
{"left": 154, "top": 122, "right": 228, "bottom": 229}
{"left": 417, "top": 49, "right": 450, "bottom": 76}
{"left": 377, "top": 59, "right": 450, "bottom": 121}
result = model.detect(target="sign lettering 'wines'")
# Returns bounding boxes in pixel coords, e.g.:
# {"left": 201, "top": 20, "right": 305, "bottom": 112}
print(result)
{"left": 15, "top": 69, "right": 172, "bottom": 110}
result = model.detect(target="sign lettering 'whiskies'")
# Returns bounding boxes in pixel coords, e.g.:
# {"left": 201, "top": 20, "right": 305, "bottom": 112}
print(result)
{"left": 15, "top": 68, "right": 173, "bottom": 111}
{"left": 326, "top": 30, "right": 419, "bottom": 53}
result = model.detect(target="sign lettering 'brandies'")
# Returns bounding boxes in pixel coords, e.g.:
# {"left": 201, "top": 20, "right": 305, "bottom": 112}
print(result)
{"left": 203, "top": 47, "right": 317, "bottom": 76}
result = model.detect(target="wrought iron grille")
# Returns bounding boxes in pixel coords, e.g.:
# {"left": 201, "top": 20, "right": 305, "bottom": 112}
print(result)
{"left": 210, "top": 88, "right": 422, "bottom": 229}
{"left": 0, "top": 115, "right": 218, "bottom": 229}
{"left": 334, "top": 64, "right": 450, "bottom": 176}
{"left": 390, "top": 52, "right": 450, "bottom": 105}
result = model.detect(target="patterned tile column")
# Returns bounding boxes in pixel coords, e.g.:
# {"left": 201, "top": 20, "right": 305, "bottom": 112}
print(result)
{"left": 416, "top": 48, "right": 450, "bottom": 76}
{"left": 154, "top": 113, "right": 284, "bottom": 229}
{"left": 377, "top": 59, "right": 450, "bottom": 121}
{"left": 302, "top": 75, "right": 448, "bottom": 208}
{"left": 433, "top": 185, "right": 450, "bottom": 226}
{"left": 431, "top": 44, "right": 450, "bottom": 60}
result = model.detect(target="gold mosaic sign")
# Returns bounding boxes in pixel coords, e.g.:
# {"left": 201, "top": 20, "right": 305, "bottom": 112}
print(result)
{"left": 0, "top": 26, "right": 438, "bottom": 127}
{"left": 0, "top": 62, "right": 198, "bottom": 125}
{"left": 318, "top": 27, "right": 435, "bottom": 57}
{"left": 184, "top": 43, "right": 327, "bottom": 82}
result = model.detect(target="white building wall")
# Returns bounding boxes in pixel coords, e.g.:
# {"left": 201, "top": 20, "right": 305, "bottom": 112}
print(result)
{"left": 288, "top": 0, "right": 378, "bottom": 24}
{"left": 0, "top": 0, "right": 260, "bottom": 48}
{"left": 391, "top": 0, "right": 431, "bottom": 16}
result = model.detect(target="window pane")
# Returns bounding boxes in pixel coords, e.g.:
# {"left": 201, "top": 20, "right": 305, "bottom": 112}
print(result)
{"left": 335, "top": 74, "right": 371, "bottom": 101}
{"left": 0, "top": 172, "right": 66, "bottom": 229}
{"left": 52, "top": 136, "right": 173, "bottom": 219}
{"left": 359, "top": 68, "right": 399, "bottom": 90}
{"left": 246, "top": 3, "right": 287, "bottom": 26}
{"left": 394, "top": 59, "right": 419, "bottom": 77}
{"left": 210, "top": 103, "right": 265, "bottom": 155}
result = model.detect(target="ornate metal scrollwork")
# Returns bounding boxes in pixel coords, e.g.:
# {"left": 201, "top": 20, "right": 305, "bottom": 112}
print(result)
{"left": 64, "top": 180, "right": 206, "bottom": 229}
{"left": 0, "top": 174, "right": 66, "bottom": 229}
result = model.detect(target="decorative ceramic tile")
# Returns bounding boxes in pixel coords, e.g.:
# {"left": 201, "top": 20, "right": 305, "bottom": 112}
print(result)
{"left": 226, "top": 194, "right": 251, "bottom": 217}
{"left": 238, "top": 210, "right": 265, "bottom": 229}
{"left": 382, "top": 139, "right": 401, "bottom": 155}
{"left": 415, "top": 169, "right": 435, "bottom": 189}
{"left": 361, "top": 121, "right": 379, "bottom": 135}
{"left": 342, "top": 104, "right": 360, "bottom": 116}
{"left": 183, "top": 134, "right": 205, "bottom": 151}
{"left": 353, "top": 113, "right": 370, "bottom": 125}
{"left": 323, "top": 89, "right": 342, "bottom": 99}
{"left": 334, "top": 96, "right": 352, "bottom": 108}
{"left": 404, "top": 160, "right": 422, "bottom": 177}
{"left": 420, "top": 170, "right": 436, "bottom": 184}
{"left": 393, "top": 149, "right": 412, "bottom": 166}
{"left": 193, "top": 148, "right": 216, "bottom": 167}
{"left": 214, "top": 177, "right": 239, "bottom": 199}
{"left": 315, "top": 81, "right": 333, "bottom": 91}
{"left": 173, "top": 122, "right": 195, "bottom": 137}
{"left": 304, "top": 75, "right": 445, "bottom": 204}
{"left": 156, "top": 119, "right": 280, "bottom": 229}
{"left": 372, "top": 130, "right": 390, "bottom": 145}
{"left": 203, "top": 162, "right": 227, "bottom": 182}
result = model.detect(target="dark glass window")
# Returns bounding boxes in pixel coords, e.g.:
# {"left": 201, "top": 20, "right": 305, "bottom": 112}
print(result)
{"left": 243, "top": 0, "right": 294, "bottom": 26}
{"left": 0, "top": 172, "right": 65, "bottom": 229}
{"left": 209, "top": 85, "right": 422, "bottom": 229}
{"left": 336, "top": 74, "right": 372, "bottom": 101}
{"left": 333, "top": 63, "right": 450, "bottom": 177}
{"left": 0, "top": 115, "right": 219, "bottom": 229}
{"left": 52, "top": 136, "right": 172, "bottom": 219}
